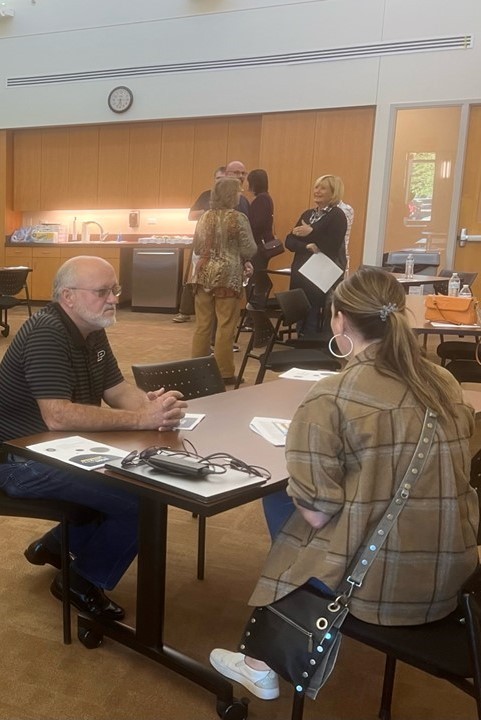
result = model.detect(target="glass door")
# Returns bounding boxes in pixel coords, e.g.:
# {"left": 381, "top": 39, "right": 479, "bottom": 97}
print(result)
{"left": 383, "top": 106, "right": 462, "bottom": 276}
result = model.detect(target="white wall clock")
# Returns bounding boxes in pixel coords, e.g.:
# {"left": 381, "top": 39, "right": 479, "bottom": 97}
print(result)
{"left": 108, "top": 86, "right": 134, "bottom": 113}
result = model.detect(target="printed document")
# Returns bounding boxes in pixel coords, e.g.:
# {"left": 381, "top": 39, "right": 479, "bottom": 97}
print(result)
{"left": 250, "top": 417, "right": 291, "bottom": 446}
{"left": 26, "top": 435, "right": 129, "bottom": 471}
{"left": 298, "top": 253, "right": 343, "bottom": 292}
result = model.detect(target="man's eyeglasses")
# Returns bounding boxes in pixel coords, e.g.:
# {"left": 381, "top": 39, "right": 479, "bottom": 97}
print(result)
{"left": 121, "top": 446, "right": 171, "bottom": 468}
{"left": 68, "top": 284, "right": 122, "bottom": 298}
{"left": 227, "top": 171, "right": 246, "bottom": 178}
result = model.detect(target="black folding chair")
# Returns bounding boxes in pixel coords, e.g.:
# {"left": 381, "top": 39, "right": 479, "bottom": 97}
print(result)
{"left": 131, "top": 356, "right": 226, "bottom": 580}
{"left": 0, "top": 489, "right": 101, "bottom": 644}
{"left": 0, "top": 266, "right": 32, "bottom": 337}
{"left": 291, "top": 564, "right": 481, "bottom": 720}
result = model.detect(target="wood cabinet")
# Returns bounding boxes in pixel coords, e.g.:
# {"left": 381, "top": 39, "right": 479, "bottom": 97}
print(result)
{"left": 13, "top": 131, "right": 41, "bottom": 211}
{"left": 60, "top": 245, "right": 121, "bottom": 278}
{"left": 98, "top": 125, "right": 130, "bottom": 207}
{"left": 127, "top": 124, "right": 162, "bottom": 208}
{"left": 4, "top": 245, "right": 124, "bottom": 302}
{"left": 8, "top": 109, "right": 376, "bottom": 273}
{"left": 31, "top": 246, "right": 62, "bottom": 301}
{"left": 159, "top": 120, "right": 195, "bottom": 207}
{"left": 41, "top": 128, "right": 70, "bottom": 209}
{"left": 68, "top": 126, "right": 99, "bottom": 209}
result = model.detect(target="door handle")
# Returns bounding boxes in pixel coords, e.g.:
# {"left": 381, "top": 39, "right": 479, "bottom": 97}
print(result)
{"left": 458, "top": 228, "right": 481, "bottom": 247}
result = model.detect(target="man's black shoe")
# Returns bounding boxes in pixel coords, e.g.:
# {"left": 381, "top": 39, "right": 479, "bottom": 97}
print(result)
{"left": 50, "top": 573, "right": 125, "bottom": 621}
{"left": 24, "top": 539, "right": 62, "bottom": 570}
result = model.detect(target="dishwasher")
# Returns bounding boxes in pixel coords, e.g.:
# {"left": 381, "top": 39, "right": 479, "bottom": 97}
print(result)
{"left": 131, "top": 247, "right": 183, "bottom": 312}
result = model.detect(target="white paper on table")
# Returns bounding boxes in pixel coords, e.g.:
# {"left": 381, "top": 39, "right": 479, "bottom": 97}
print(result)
{"left": 298, "top": 253, "right": 343, "bottom": 293}
{"left": 249, "top": 417, "right": 291, "bottom": 446}
{"left": 430, "top": 322, "right": 480, "bottom": 329}
{"left": 26, "top": 435, "right": 129, "bottom": 471}
{"left": 174, "top": 413, "right": 205, "bottom": 431}
{"left": 279, "top": 368, "right": 338, "bottom": 381}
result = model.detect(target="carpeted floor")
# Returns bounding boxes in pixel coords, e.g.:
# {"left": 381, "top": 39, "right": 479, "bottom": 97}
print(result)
{"left": 0, "top": 305, "right": 478, "bottom": 720}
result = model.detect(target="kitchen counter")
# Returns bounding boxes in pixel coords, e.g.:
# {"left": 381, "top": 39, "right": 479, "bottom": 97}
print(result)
{"left": 3, "top": 241, "right": 193, "bottom": 304}
{"left": 5, "top": 240, "right": 192, "bottom": 248}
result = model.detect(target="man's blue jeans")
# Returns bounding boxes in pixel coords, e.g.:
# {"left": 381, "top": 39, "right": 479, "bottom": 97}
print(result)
{"left": 262, "top": 489, "right": 333, "bottom": 595}
{"left": 0, "top": 459, "right": 138, "bottom": 590}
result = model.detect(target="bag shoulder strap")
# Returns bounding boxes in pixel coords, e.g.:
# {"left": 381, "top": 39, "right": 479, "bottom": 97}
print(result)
{"left": 339, "top": 408, "right": 438, "bottom": 596}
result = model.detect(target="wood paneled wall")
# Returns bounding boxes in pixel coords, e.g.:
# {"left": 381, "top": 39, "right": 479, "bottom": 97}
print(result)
{"left": 4, "top": 107, "right": 376, "bottom": 274}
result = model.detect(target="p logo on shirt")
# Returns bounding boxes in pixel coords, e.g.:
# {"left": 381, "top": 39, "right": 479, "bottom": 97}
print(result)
{"left": 97, "top": 350, "right": 106, "bottom": 363}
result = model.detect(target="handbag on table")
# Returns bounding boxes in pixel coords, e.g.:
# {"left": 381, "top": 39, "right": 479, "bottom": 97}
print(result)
{"left": 260, "top": 236, "right": 285, "bottom": 260}
{"left": 425, "top": 294, "right": 479, "bottom": 325}
{"left": 239, "top": 408, "right": 437, "bottom": 700}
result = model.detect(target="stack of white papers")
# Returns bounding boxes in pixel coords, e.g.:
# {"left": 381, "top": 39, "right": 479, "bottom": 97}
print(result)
{"left": 250, "top": 417, "right": 291, "bottom": 446}
{"left": 279, "top": 368, "right": 338, "bottom": 381}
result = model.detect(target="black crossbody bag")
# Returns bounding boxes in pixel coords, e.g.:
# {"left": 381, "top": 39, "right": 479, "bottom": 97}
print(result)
{"left": 239, "top": 409, "right": 437, "bottom": 699}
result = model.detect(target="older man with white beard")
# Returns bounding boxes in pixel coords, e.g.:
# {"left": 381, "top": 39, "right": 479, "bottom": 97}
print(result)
{"left": 0, "top": 255, "right": 187, "bottom": 621}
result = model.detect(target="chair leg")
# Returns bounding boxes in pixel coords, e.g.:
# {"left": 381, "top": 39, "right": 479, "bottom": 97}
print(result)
{"left": 291, "top": 690, "right": 305, "bottom": 720}
{"left": 235, "top": 335, "right": 255, "bottom": 389}
{"left": 197, "top": 516, "right": 206, "bottom": 580}
{"left": 235, "top": 307, "right": 249, "bottom": 343}
{"left": 378, "top": 655, "right": 396, "bottom": 720}
{"left": 60, "top": 519, "right": 72, "bottom": 645}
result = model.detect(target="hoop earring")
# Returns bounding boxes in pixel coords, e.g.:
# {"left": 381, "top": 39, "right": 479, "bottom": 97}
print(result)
{"left": 328, "top": 333, "right": 354, "bottom": 359}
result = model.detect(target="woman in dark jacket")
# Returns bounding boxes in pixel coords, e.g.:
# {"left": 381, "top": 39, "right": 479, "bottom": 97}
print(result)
{"left": 246, "top": 169, "right": 275, "bottom": 310}
{"left": 286, "top": 174, "right": 347, "bottom": 335}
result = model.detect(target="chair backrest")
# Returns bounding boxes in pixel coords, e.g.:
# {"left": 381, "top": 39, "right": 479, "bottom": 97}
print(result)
{"left": 131, "top": 356, "right": 226, "bottom": 399}
{"left": 275, "top": 288, "right": 311, "bottom": 327}
{"left": 247, "top": 306, "right": 281, "bottom": 350}
{"left": 435, "top": 269, "right": 478, "bottom": 296}
{"left": 0, "top": 267, "right": 30, "bottom": 296}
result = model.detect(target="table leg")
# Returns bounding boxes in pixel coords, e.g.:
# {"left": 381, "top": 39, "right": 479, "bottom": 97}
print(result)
{"left": 77, "top": 495, "right": 245, "bottom": 716}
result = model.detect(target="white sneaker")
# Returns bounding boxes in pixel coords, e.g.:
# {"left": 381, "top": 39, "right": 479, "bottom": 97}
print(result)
{"left": 172, "top": 313, "right": 191, "bottom": 323}
{"left": 209, "top": 649, "right": 279, "bottom": 700}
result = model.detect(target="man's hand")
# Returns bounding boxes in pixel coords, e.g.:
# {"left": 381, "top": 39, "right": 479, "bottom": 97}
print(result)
{"left": 306, "top": 243, "right": 320, "bottom": 254}
{"left": 140, "top": 389, "right": 188, "bottom": 431}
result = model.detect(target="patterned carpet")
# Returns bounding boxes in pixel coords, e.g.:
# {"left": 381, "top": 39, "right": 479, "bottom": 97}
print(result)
{"left": 0, "top": 306, "right": 477, "bottom": 720}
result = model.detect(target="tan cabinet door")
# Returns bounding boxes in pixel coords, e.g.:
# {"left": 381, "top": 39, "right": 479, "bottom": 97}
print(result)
{"left": 127, "top": 124, "right": 162, "bottom": 208}
{"left": 455, "top": 105, "right": 481, "bottom": 297}
{"left": 13, "top": 131, "right": 41, "bottom": 211}
{"left": 159, "top": 120, "right": 195, "bottom": 207}
{"left": 69, "top": 127, "right": 99, "bottom": 209}
{"left": 191, "top": 118, "right": 228, "bottom": 202}
{"left": 227, "top": 115, "right": 262, "bottom": 177}
{"left": 41, "top": 129, "right": 70, "bottom": 210}
{"left": 98, "top": 125, "right": 130, "bottom": 207}
{"left": 32, "top": 247, "right": 61, "bottom": 301}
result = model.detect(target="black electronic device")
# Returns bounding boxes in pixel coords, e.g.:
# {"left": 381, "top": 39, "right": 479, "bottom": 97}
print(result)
{"left": 146, "top": 454, "right": 211, "bottom": 478}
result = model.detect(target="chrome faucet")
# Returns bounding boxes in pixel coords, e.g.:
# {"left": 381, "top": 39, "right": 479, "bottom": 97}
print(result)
{"left": 81, "top": 221, "right": 109, "bottom": 242}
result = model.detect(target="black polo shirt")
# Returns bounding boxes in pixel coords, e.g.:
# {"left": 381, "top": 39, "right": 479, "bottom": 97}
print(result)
{"left": 0, "top": 303, "right": 123, "bottom": 442}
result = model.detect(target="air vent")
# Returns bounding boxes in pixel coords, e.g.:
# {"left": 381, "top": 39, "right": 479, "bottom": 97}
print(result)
{"left": 7, "top": 35, "right": 472, "bottom": 87}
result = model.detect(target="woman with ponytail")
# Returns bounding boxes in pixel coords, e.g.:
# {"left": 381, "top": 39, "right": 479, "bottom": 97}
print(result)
{"left": 210, "top": 267, "right": 479, "bottom": 701}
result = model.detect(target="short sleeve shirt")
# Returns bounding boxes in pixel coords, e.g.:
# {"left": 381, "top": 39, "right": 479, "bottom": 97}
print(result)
{"left": 0, "top": 303, "right": 123, "bottom": 442}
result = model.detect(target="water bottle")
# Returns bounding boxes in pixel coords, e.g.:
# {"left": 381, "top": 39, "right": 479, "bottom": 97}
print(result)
{"left": 404, "top": 253, "right": 414, "bottom": 279}
{"left": 459, "top": 284, "right": 471, "bottom": 297}
{"left": 448, "top": 272, "right": 461, "bottom": 296}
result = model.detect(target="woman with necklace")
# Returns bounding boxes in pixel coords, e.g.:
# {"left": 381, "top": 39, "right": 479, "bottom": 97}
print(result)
{"left": 286, "top": 174, "right": 347, "bottom": 336}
